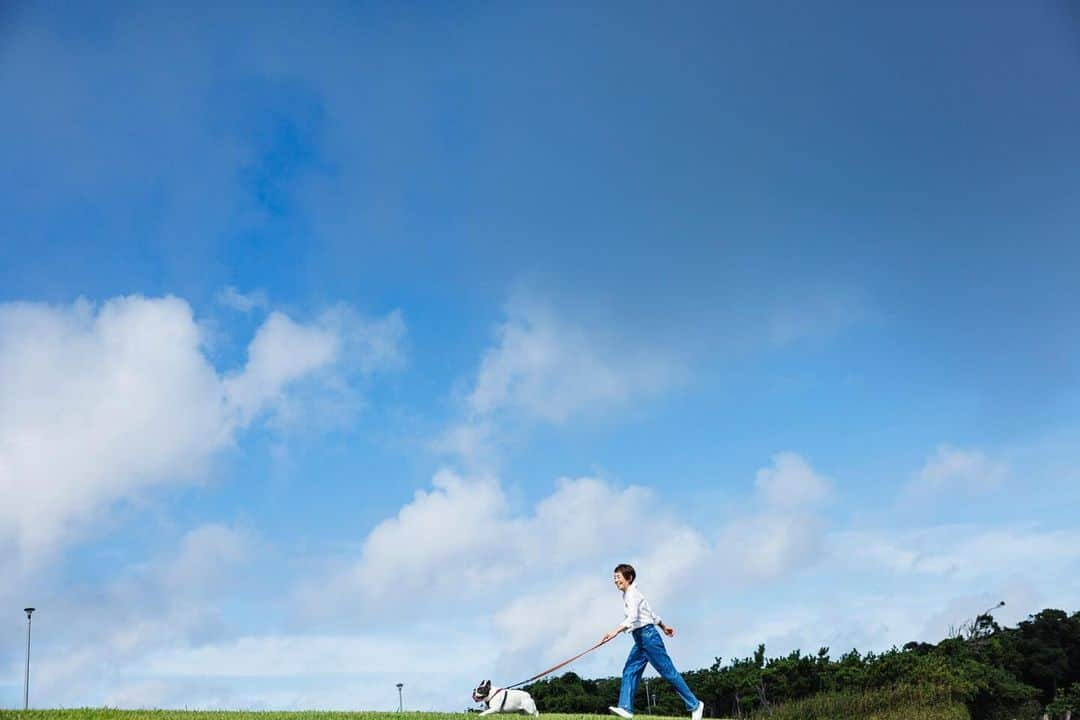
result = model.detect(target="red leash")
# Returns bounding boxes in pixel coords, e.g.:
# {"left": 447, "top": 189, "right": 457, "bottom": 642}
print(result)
{"left": 505, "top": 635, "right": 615, "bottom": 689}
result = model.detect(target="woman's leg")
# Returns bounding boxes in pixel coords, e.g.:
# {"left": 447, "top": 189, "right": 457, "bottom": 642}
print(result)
{"left": 618, "top": 639, "right": 649, "bottom": 713}
{"left": 640, "top": 625, "right": 700, "bottom": 712}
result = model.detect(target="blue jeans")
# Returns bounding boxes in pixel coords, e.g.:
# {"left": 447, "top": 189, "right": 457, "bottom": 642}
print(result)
{"left": 618, "top": 624, "right": 700, "bottom": 713}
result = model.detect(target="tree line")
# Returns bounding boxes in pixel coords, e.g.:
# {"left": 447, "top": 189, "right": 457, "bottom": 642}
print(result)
{"left": 523, "top": 608, "right": 1080, "bottom": 720}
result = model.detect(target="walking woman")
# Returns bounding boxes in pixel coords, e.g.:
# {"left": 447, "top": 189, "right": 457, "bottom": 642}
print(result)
{"left": 601, "top": 563, "right": 705, "bottom": 719}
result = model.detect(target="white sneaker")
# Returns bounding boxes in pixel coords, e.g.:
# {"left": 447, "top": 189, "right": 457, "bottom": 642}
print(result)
{"left": 691, "top": 701, "right": 704, "bottom": 720}
{"left": 609, "top": 707, "right": 633, "bottom": 719}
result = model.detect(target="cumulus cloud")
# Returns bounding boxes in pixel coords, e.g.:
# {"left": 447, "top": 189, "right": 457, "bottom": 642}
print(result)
{"left": 466, "top": 300, "right": 683, "bottom": 424}
{"left": 21, "top": 515, "right": 1078, "bottom": 712}
{"left": 718, "top": 453, "right": 834, "bottom": 582}
{"left": 217, "top": 287, "right": 269, "bottom": 313}
{"left": 431, "top": 420, "right": 498, "bottom": 469}
{"left": 323, "top": 453, "right": 832, "bottom": 678}
{"left": 1, "top": 523, "right": 256, "bottom": 708}
{"left": 491, "top": 526, "right": 709, "bottom": 675}
{"left": 337, "top": 472, "right": 684, "bottom": 612}
{"left": 0, "top": 295, "right": 404, "bottom": 562}
{"left": 17, "top": 440, "right": 1071, "bottom": 711}
{"left": 754, "top": 452, "right": 833, "bottom": 508}
{"left": 94, "top": 665, "right": 484, "bottom": 712}
{"left": 437, "top": 299, "right": 685, "bottom": 467}
{"left": 904, "top": 444, "right": 1009, "bottom": 502}
{"left": 727, "top": 523, "right": 1080, "bottom": 667}
{"left": 162, "top": 523, "right": 256, "bottom": 595}
{"left": 0, "top": 520, "right": 495, "bottom": 712}
{"left": 142, "top": 629, "right": 496, "bottom": 678}
{"left": 834, "top": 525, "right": 1080, "bottom": 583}
{"left": 223, "top": 311, "right": 340, "bottom": 423}
{"left": 349, "top": 469, "right": 511, "bottom": 602}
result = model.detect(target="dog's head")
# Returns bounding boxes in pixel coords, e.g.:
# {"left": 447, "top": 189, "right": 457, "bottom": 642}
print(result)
{"left": 473, "top": 679, "right": 493, "bottom": 702}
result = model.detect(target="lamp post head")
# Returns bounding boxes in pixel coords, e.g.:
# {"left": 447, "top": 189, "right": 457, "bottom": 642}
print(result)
{"left": 24, "top": 608, "right": 35, "bottom": 618}
{"left": 396, "top": 683, "right": 404, "bottom": 689}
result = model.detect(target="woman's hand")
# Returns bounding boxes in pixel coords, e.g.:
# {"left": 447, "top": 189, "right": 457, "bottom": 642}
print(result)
{"left": 601, "top": 627, "right": 624, "bottom": 643}
{"left": 661, "top": 624, "right": 676, "bottom": 637}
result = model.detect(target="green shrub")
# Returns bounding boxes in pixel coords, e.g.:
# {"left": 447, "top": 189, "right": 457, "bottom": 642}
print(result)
{"left": 754, "top": 684, "right": 970, "bottom": 720}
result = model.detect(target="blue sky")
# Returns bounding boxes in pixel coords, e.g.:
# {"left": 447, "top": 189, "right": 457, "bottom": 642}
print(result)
{"left": 2, "top": 0, "right": 1079, "bottom": 711}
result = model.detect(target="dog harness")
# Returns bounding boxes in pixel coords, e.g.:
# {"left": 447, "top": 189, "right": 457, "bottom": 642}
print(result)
{"left": 487, "top": 688, "right": 509, "bottom": 712}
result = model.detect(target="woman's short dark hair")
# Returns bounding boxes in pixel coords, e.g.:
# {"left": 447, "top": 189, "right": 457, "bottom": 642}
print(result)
{"left": 614, "top": 563, "right": 636, "bottom": 583}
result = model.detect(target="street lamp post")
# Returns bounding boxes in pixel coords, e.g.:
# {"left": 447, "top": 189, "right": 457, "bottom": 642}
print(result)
{"left": 396, "top": 683, "right": 404, "bottom": 712}
{"left": 644, "top": 677, "right": 652, "bottom": 713}
{"left": 24, "top": 608, "right": 35, "bottom": 711}
{"left": 961, "top": 600, "right": 1005, "bottom": 642}
{"left": 974, "top": 601, "right": 1006, "bottom": 632}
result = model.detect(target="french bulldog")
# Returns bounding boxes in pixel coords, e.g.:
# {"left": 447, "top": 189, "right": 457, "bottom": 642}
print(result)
{"left": 473, "top": 679, "right": 540, "bottom": 716}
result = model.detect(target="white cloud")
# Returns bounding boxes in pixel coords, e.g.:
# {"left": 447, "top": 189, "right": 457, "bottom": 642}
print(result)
{"left": 491, "top": 528, "right": 709, "bottom": 676}
{"left": 332, "top": 295, "right": 713, "bottom": 687}
{"left": 142, "top": 629, "right": 496, "bottom": 677}
{"left": 20, "top": 518, "right": 1076, "bottom": 713}
{"left": 336, "top": 471, "right": 685, "bottom": 613}
{"left": 763, "top": 526, "right": 1079, "bottom": 655}
{"left": 162, "top": 523, "right": 256, "bottom": 594}
{"left": 904, "top": 444, "right": 1009, "bottom": 501}
{"left": 269, "top": 306, "right": 407, "bottom": 432}
{"left": 11, "top": 444, "right": 836, "bottom": 711}
{"left": 754, "top": 451, "right": 832, "bottom": 508}
{"left": 94, "top": 669, "right": 482, "bottom": 712}
{"left": 1, "top": 523, "right": 256, "bottom": 708}
{"left": 217, "top": 287, "right": 269, "bottom": 313}
{"left": 834, "top": 525, "right": 1080, "bottom": 583}
{"left": 809, "top": 522, "right": 1080, "bottom": 654}
{"left": 0, "top": 519, "right": 501, "bottom": 711}
{"left": 720, "top": 513, "right": 828, "bottom": 583}
{"left": 662, "top": 523, "right": 1080, "bottom": 679}
{"left": 719, "top": 453, "right": 834, "bottom": 582}
{"left": 0, "top": 296, "right": 227, "bottom": 559}
{"left": 10, "top": 444, "right": 1077, "bottom": 711}
{"left": 436, "top": 299, "right": 684, "bottom": 468}
{"left": 0, "top": 295, "right": 404, "bottom": 562}
{"left": 348, "top": 468, "right": 511, "bottom": 603}
{"left": 320, "top": 453, "right": 831, "bottom": 681}
{"left": 431, "top": 420, "right": 498, "bottom": 470}
{"left": 466, "top": 300, "right": 682, "bottom": 424}
{"left": 223, "top": 311, "right": 340, "bottom": 424}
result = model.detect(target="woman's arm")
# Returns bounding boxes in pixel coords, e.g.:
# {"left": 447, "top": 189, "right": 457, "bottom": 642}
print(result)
{"left": 601, "top": 625, "right": 627, "bottom": 643}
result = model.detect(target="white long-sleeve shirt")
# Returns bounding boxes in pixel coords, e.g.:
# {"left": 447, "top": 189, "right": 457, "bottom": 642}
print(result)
{"left": 620, "top": 582, "right": 663, "bottom": 631}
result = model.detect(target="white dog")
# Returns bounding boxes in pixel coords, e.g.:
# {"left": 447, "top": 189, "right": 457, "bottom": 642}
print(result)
{"left": 473, "top": 679, "right": 540, "bottom": 716}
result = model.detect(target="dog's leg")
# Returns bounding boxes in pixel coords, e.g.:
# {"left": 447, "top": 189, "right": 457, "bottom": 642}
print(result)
{"left": 523, "top": 698, "right": 539, "bottom": 716}
{"left": 479, "top": 708, "right": 497, "bottom": 716}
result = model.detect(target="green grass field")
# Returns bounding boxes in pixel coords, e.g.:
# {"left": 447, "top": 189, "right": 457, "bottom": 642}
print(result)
{"left": 0, "top": 701, "right": 971, "bottom": 720}
{"left": 0, "top": 713, "right": 688, "bottom": 720}
{"left": 0, "top": 684, "right": 973, "bottom": 720}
